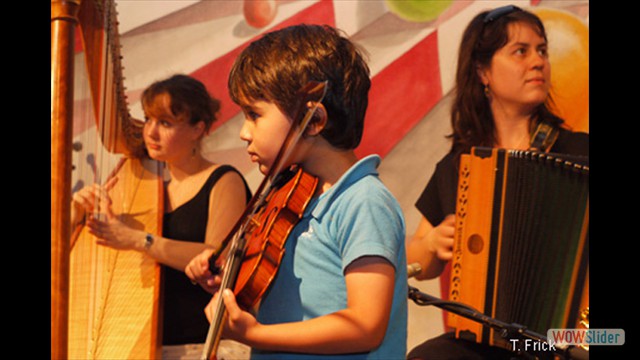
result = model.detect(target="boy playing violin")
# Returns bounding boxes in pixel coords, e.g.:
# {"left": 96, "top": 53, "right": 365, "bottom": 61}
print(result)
{"left": 186, "top": 24, "right": 407, "bottom": 359}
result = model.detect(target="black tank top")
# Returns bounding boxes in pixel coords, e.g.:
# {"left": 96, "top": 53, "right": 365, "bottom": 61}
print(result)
{"left": 162, "top": 165, "right": 251, "bottom": 345}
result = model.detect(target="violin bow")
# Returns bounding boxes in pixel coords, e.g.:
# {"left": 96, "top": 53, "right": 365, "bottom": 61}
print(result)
{"left": 200, "top": 80, "right": 328, "bottom": 360}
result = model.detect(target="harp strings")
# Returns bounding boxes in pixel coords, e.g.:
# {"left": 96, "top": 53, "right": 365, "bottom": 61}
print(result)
{"left": 67, "top": 2, "right": 162, "bottom": 358}
{"left": 93, "top": 3, "right": 123, "bottom": 353}
{"left": 69, "top": 1, "right": 118, "bottom": 355}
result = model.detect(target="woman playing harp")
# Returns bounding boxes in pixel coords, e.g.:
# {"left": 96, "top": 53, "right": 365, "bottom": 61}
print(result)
{"left": 52, "top": 0, "right": 167, "bottom": 357}
{"left": 53, "top": 2, "right": 251, "bottom": 358}
{"left": 71, "top": 75, "right": 252, "bottom": 357}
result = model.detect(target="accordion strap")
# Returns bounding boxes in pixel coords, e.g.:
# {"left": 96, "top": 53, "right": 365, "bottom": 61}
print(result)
{"left": 529, "top": 122, "right": 559, "bottom": 152}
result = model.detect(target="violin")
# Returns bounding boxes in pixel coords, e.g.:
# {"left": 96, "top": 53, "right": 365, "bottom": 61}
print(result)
{"left": 233, "top": 164, "right": 318, "bottom": 308}
{"left": 200, "top": 81, "right": 328, "bottom": 360}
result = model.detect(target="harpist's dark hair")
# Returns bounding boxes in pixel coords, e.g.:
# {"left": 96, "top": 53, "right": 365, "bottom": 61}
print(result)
{"left": 142, "top": 74, "right": 221, "bottom": 131}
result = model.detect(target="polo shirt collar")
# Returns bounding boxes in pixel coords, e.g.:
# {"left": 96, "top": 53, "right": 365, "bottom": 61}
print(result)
{"left": 307, "top": 154, "right": 381, "bottom": 219}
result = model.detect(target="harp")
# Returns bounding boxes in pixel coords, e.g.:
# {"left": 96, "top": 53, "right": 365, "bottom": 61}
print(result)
{"left": 51, "top": 1, "right": 163, "bottom": 359}
{"left": 447, "top": 147, "right": 589, "bottom": 349}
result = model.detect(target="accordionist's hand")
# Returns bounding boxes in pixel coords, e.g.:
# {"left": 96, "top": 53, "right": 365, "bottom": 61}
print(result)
{"left": 426, "top": 214, "right": 455, "bottom": 261}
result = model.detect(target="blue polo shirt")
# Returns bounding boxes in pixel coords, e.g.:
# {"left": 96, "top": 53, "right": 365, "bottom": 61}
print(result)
{"left": 252, "top": 155, "right": 408, "bottom": 360}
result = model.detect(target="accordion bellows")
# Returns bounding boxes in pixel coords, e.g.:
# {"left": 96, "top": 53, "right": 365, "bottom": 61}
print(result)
{"left": 448, "top": 147, "right": 589, "bottom": 348}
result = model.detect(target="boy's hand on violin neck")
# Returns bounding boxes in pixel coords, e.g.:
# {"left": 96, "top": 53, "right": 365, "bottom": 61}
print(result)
{"left": 221, "top": 289, "right": 260, "bottom": 344}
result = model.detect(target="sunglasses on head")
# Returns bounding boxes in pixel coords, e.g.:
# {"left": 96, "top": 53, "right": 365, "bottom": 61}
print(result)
{"left": 483, "top": 5, "right": 523, "bottom": 23}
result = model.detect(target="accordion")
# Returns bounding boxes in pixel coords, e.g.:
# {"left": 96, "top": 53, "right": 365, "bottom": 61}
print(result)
{"left": 447, "top": 147, "right": 589, "bottom": 348}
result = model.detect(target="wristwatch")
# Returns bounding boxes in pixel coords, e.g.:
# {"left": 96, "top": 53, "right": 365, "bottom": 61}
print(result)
{"left": 144, "top": 233, "right": 154, "bottom": 251}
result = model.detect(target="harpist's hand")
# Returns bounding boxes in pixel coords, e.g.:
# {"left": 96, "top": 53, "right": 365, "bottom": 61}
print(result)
{"left": 86, "top": 206, "right": 145, "bottom": 251}
{"left": 186, "top": 248, "right": 221, "bottom": 294}
{"left": 70, "top": 177, "right": 118, "bottom": 227}
{"left": 427, "top": 214, "right": 455, "bottom": 261}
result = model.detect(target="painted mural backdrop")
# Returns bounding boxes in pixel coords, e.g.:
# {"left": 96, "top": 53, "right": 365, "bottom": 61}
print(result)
{"left": 71, "top": 0, "right": 589, "bottom": 350}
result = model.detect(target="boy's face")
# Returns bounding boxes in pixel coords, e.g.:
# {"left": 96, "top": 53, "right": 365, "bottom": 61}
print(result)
{"left": 239, "top": 100, "right": 295, "bottom": 175}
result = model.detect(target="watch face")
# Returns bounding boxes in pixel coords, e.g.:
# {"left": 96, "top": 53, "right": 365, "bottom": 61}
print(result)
{"left": 145, "top": 233, "right": 154, "bottom": 249}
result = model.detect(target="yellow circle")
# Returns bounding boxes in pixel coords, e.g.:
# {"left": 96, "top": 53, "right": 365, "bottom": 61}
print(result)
{"left": 533, "top": 8, "right": 589, "bottom": 133}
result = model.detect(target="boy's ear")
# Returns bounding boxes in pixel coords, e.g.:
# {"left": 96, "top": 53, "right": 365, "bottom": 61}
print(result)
{"left": 304, "top": 102, "right": 327, "bottom": 136}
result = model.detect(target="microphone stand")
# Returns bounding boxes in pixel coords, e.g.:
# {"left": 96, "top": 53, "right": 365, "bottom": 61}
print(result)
{"left": 408, "top": 286, "right": 589, "bottom": 360}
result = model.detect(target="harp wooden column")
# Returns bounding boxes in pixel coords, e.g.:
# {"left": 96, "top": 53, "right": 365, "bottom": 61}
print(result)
{"left": 51, "top": 1, "right": 81, "bottom": 359}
